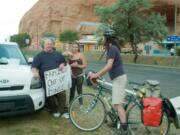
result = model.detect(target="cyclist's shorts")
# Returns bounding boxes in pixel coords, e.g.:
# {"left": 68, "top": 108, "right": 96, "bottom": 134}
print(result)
{"left": 112, "top": 74, "right": 127, "bottom": 104}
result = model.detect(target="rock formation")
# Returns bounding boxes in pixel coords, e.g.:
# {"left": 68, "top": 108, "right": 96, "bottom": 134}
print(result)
{"left": 19, "top": 0, "right": 180, "bottom": 45}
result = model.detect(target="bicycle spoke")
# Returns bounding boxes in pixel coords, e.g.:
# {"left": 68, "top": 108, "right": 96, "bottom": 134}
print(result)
{"left": 69, "top": 94, "right": 105, "bottom": 131}
{"left": 144, "top": 112, "right": 169, "bottom": 135}
{"left": 128, "top": 104, "right": 170, "bottom": 135}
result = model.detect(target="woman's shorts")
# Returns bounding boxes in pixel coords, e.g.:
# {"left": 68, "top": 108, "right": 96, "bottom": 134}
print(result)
{"left": 112, "top": 74, "right": 127, "bottom": 105}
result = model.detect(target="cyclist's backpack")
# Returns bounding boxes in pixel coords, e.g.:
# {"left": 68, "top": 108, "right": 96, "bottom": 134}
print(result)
{"left": 144, "top": 80, "right": 161, "bottom": 97}
{"left": 142, "top": 97, "right": 162, "bottom": 126}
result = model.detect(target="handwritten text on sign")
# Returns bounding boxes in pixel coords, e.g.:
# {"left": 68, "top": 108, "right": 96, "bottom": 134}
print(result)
{"left": 44, "top": 65, "right": 72, "bottom": 97}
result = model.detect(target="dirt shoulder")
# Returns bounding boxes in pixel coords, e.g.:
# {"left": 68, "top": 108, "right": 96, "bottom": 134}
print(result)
{"left": 84, "top": 52, "right": 180, "bottom": 68}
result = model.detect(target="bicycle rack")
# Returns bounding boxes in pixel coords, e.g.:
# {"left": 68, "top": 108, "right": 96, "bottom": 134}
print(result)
{"left": 170, "top": 96, "right": 180, "bottom": 129}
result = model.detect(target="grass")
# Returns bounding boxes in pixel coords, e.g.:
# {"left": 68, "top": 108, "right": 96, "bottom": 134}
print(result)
{"left": 21, "top": 47, "right": 180, "bottom": 68}
{"left": 17, "top": 48, "right": 180, "bottom": 135}
{"left": 0, "top": 86, "right": 179, "bottom": 135}
{"left": 0, "top": 86, "right": 111, "bottom": 135}
{"left": 85, "top": 52, "right": 180, "bottom": 68}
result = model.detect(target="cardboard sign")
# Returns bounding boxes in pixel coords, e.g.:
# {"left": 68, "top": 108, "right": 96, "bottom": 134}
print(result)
{"left": 44, "top": 65, "right": 72, "bottom": 97}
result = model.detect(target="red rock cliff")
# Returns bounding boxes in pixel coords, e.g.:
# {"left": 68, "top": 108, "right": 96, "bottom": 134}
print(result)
{"left": 19, "top": 0, "right": 180, "bottom": 45}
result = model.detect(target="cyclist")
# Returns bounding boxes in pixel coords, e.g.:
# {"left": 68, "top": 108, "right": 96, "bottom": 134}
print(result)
{"left": 89, "top": 29, "right": 128, "bottom": 135}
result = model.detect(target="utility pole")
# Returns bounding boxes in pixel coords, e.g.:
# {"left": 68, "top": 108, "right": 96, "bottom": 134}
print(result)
{"left": 174, "top": 0, "right": 178, "bottom": 49}
{"left": 36, "top": 24, "right": 39, "bottom": 48}
{"left": 174, "top": 0, "right": 178, "bottom": 34}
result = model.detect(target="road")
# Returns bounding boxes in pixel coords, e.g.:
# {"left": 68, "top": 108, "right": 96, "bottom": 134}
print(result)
{"left": 85, "top": 62, "right": 180, "bottom": 98}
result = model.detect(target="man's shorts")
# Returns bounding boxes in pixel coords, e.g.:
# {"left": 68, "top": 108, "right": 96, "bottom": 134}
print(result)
{"left": 112, "top": 74, "right": 127, "bottom": 104}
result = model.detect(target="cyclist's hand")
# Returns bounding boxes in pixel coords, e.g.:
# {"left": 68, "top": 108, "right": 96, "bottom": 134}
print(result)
{"left": 70, "top": 62, "right": 78, "bottom": 67}
{"left": 89, "top": 72, "right": 99, "bottom": 85}
{"left": 89, "top": 73, "right": 99, "bottom": 80}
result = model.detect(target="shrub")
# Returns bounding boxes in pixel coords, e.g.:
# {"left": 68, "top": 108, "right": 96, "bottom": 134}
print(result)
{"left": 41, "top": 32, "right": 56, "bottom": 40}
{"left": 10, "top": 33, "right": 31, "bottom": 48}
{"left": 59, "top": 30, "right": 79, "bottom": 43}
{"left": 175, "top": 47, "right": 180, "bottom": 56}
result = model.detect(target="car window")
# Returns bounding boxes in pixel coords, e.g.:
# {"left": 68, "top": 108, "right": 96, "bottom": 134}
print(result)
{"left": 0, "top": 45, "right": 27, "bottom": 65}
{"left": 0, "top": 46, "right": 9, "bottom": 58}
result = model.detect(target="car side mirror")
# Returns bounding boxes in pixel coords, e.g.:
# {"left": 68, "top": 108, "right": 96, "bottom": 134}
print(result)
{"left": 28, "top": 57, "right": 33, "bottom": 65}
{"left": 0, "top": 57, "right": 8, "bottom": 64}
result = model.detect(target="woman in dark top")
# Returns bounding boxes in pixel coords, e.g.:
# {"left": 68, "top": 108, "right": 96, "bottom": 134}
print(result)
{"left": 68, "top": 43, "right": 87, "bottom": 104}
{"left": 89, "top": 30, "right": 128, "bottom": 135}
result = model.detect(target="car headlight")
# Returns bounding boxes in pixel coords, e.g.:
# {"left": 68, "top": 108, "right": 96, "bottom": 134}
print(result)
{"left": 30, "top": 77, "right": 42, "bottom": 89}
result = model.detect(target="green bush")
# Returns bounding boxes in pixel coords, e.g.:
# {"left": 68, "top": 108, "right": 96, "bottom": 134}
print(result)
{"left": 175, "top": 47, "right": 180, "bottom": 56}
{"left": 41, "top": 32, "right": 56, "bottom": 39}
{"left": 10, "top": 33, "right": 31, "bottom": 48}
{"left": 59, "top": 30, "right": 79, "bottom": 43}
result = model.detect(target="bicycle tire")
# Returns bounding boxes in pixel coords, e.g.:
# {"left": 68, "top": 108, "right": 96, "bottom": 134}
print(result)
{"left": 127, "top": 103, "right": 143, "bottom": 135}
{"left": 127, "top": 104, "right": 170, "bottom": 135}
{"left": 69, "top": 93, "right": 106, "bottom": 131}
{"left": 142, "top": 112, "right": 170, "bottom": 135}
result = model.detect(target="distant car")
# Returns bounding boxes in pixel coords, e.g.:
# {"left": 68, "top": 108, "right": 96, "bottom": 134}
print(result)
{"left": 0, "top": 42, "right": 45, "bottom": 117}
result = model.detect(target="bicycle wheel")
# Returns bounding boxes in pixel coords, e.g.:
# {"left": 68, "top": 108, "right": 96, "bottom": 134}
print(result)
{"left": 69, "top": 93, "right": 106, "bottom": 131}
{"left": 127, "top": 104, "right": 170, "bottom": 135}
{"left": 127, "top": 103, "right": 144, "bottom": 135}
{"left": 142, "top": 112, "right": 170, "bottom": 135}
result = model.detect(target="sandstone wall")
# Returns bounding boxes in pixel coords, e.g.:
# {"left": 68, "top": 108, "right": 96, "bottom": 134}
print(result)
{"left": 19, "top": 0, "right": 115, "bottom": 45}
{"left": 19, "top": 0, "right": 180, "bottom": 45}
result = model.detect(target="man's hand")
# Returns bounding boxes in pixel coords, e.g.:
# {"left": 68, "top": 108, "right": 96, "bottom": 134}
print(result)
{"left": 59, "top": 63, "right": 65, "bottom": 70}
{"left": 31, "top": 68, "right": 40, "bottom": 78}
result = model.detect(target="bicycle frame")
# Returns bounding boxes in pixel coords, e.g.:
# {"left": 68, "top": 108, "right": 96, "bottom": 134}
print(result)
{"left": 92, "top": 79, "right": 143, "bottom": 125}
{"left": 70, "top": 76, "right": 171, "bottom": 134}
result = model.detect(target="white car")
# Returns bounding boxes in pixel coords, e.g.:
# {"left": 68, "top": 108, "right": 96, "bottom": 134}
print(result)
{"left": 0, "top": 42, "right": 45, "bottom": 117}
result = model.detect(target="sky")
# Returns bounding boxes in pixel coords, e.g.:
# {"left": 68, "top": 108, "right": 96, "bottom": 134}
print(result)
{"left": 0, "top": 0, "right": 38, "bottom": 41}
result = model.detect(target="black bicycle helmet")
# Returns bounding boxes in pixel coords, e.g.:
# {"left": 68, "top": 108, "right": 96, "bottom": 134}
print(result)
{"left": 103, "top": 29, "right": 116, "bottom": 38}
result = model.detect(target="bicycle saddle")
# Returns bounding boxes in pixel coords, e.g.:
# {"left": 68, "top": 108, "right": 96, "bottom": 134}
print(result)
{"left": 146, "top": 80, "right": 159, "bottom": 87}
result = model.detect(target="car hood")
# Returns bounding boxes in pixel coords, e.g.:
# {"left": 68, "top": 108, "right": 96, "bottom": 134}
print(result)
{"left": 0, "top": 64, "right": 32, "bottom": 87}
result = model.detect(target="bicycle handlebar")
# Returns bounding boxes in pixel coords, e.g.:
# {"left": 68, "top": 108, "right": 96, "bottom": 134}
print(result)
{"left": 87, "top": 71, "right": 141, "bottom": 97}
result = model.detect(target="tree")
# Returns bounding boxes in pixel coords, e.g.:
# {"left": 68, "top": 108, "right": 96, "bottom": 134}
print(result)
{"left": 59, "top": 30, "right": 79, "bottom": 43}
{"left": 176, "top": 47, "right": 180, "bottom": 56}
{"left": 10, "top": 33, "right": 31, "bottom": 48}
{"left": 96, "top": 0, "right": 168, "bottom": 62}
{"left": 41, "top": 32, "right": 56, "bottom": 39}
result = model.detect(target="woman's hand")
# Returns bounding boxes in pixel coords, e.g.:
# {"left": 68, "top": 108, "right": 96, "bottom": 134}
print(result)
{"left": 70, "top": 62, "right": 78, "bottom": 67}
{"left": 63, "top": 51, "right": 73, "bottom": 57}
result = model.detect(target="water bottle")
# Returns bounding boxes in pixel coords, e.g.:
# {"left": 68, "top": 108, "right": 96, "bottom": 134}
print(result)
{"left": 139, "top": 87, "right": 146, "bottom": 97}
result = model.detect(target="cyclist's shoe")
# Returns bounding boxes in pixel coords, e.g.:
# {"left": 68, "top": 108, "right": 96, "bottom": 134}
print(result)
{"left": 111, "top": 128, "right": 128, "bottom": 135}
{"left": 119, "top": 128, "right": 128, "bottom": 135}
{"left": 61, "top": 112, "right": 69, "bottom": 119}
{"left": 52, "top": 112, "right": 61, "bottom": 118}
